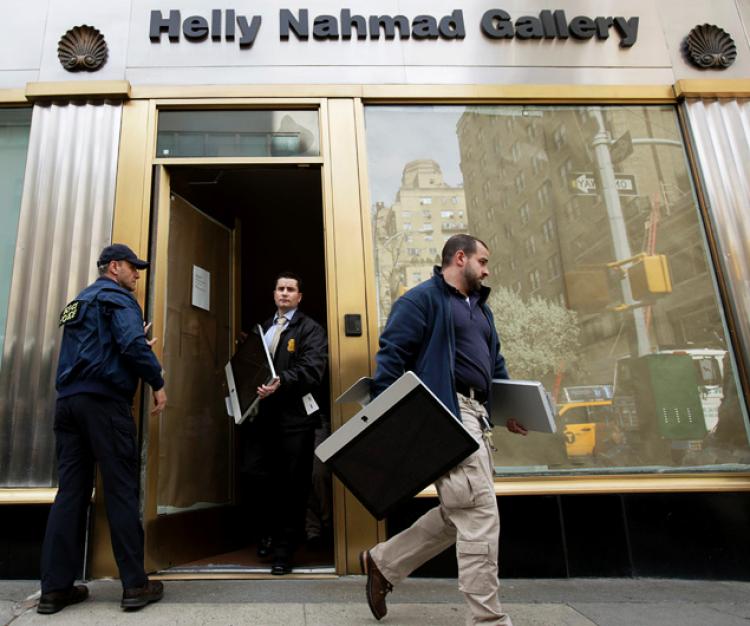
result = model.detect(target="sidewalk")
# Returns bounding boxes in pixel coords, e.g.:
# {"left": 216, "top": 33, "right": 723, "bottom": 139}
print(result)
{"left": 3, "top": 577, "right": 750, "bottom": 625}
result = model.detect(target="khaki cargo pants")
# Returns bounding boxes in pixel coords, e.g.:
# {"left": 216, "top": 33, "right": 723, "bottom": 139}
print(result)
{"left": 370, "top": 394, "right": 512, "bottom": 626}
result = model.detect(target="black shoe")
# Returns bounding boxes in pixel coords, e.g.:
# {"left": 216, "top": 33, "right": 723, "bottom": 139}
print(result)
{"left": 257, "top": 536, "right": 273, "bottom": 558}
{"left": 271, "top": 558, "right": 292, "bottom": 575}
{"left": 37, "top": 584, "right": 89, "bottom": 614}
{"left": 121, "top": 580, "right": 164, "bottom": 610}
{"left": 360, "top": 550, "right": 393, "bottom": 621}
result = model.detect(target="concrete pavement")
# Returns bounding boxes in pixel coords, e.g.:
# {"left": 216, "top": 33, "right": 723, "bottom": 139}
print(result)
{"left": 3, "top": 577, "right": 750, "bottom": 625}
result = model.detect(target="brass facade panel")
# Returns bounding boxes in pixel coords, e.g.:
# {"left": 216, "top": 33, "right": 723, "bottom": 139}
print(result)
{"left": 129, "top": 84, "right": 676, "bottom": 103}
{"left": 25, "top": 80, "right": 131, "bottom": 100}
{"left": 361, "top": 84, "right": 676, "bottom": 103}
{"left": 323, "top": 99, "right": 381, "bottom": 574}
{"left": 0, "top": 489, "right": 58, "bottom": 504}
{"left": 112, "top": 99, "right": 158, "bottom": 304}
{"left": 154, "top": 97, "right": 323, "bottom": 107}
{"left": 153, "top": 157, "right": 323, "bottom": 166}
{"left": 675, "top": 80, "right": 750, "bottom": 99}
{"left": 0, "top": 90, "right": 27, "bottom": 104}
{"left": 418, "top": 475, "right": 750, "bottom": 497}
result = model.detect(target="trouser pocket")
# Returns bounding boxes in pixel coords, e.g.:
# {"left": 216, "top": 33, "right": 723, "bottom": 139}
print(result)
{"left": 457, "top": 540, "right": 496, "bottom": 594}
{"left": 436, "top": 451, "right": 493, "bottom": 509}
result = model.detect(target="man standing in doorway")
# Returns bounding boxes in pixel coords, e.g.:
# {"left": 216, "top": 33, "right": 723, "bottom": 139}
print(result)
{"left": 360, "top": 234, "right": 527, "bottom": 625}
{"left": 39, "top": 244, "right": 167, "bottom": 614}
{"left": 245, "top": 271, "right": 328, "bottom": 575}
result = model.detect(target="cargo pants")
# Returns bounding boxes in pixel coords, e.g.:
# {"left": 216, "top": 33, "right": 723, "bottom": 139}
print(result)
{"left": 370, "top": 394, "right": 512, "bottom": 626}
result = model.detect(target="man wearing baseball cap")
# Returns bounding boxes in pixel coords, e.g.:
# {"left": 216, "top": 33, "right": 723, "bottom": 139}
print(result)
{"left": 38, "top": 243, "right": 167, "bottom": 614}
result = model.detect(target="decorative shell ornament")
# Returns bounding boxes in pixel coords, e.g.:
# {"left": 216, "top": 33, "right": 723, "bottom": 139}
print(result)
{"left": 57, "top": 25, "right": 108, "bottom": 72}
{"left": 685, "top": 24, "right": 737, "bottom": 69}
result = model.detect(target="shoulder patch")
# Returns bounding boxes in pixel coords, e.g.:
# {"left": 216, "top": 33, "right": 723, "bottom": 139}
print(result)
{"left": 59, "top": 301, "right": 83, "bottom": 326}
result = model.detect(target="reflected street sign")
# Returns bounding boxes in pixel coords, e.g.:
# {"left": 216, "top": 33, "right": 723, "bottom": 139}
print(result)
{"left": 569, "top": 172, "right": 638, "bottom": 196}
{"left": 610, "top": 131, "right": 633, "bottom": 164}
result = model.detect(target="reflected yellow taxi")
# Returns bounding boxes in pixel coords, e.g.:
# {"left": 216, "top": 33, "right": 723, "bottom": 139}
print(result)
{"left": 559, "top": 400, "right": 613, "bottom": 457}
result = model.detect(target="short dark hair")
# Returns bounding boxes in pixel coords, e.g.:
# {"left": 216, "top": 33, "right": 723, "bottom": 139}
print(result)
{"left": 274, "top": 271, "right": 302, "bottom": 292}
{"left": 441, "top": 234, "right": 489, "bottom": 268}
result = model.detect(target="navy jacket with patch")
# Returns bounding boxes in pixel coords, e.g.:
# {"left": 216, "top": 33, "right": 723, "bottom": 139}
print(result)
{"left": 56, "top": 276, "right": 164, "bottom": 402}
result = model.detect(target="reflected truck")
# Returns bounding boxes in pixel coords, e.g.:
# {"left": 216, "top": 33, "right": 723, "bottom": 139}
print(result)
{"left": 612, "top": 349, "right": 724, "bottom": 464}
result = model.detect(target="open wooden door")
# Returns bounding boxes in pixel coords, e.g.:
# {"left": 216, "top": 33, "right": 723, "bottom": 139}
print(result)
{"left": 143, "top": 165, "right": 236, "bottom": 571}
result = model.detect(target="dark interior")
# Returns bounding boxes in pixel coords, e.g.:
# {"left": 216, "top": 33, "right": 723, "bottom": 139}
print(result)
{"left": 167, "top": 165, "right": 333, "bottom": 573}
{"left": 169, "top": 165, "right": 328, "bottom": 330}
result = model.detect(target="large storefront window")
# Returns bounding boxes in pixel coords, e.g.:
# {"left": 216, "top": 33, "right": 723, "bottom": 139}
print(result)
{"left": 0, "top": 108, "right": 31, "bottom": 364}
{"left": 365, "top": 104, "right": 749, "bottom": 475}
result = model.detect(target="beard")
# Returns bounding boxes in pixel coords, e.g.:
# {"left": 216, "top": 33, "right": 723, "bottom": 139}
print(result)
{"left": 463, "top": 265, "right": 483, "bottom": 293}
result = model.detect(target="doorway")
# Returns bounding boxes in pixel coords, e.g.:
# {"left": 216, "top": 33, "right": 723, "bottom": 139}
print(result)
{"left": 147, "top": 164, "right": 333, "bottom": 575}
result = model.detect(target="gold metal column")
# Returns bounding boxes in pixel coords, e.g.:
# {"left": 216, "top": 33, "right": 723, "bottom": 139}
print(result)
{"left": 322, "top": 98, "right": 384, "bottom": 574}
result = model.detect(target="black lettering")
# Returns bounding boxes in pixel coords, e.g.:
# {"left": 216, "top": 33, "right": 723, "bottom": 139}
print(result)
{"left": 237, "top": 15, "right": 261, "bottom": 47}
{"left": 412, "top": 15, "right": 438, "bottom": 40}
{"left": 211, "top": 9, "right": 221, "bottom": 41}
{"left": 369, "top": 15, "right": 410, "bottom": 40}
{"left": 439, "top": 10, "right": 465, "bottom": 39}
{"left": 515, "top": 16, "right": 544, "bottom": 39}
{"left": 481, "top": 9, "right": 514, "bottom": 39}
{"left": 280, "top": 8, "right": 309, "bottom": 40}
{"left": 614, "top": 16, "right": 639, "bottom": 47}
{"left": 539, "top": 10, "right": 557, "bottom": 38}
{"left": 553, "top": 10, "right": 568, "bottom": 39}
{"left": 226, "top": 9, "right": 235, "bottom": 40}
{"left": 183, "top": 16, "right": 209, "bottom": 41}
{"left": 149, "top": 9, "right": 180, "bottom": 42}
{"left": 313, "top": 15, "right": 339, "bottom": 39}
{"left": 569, "top": 16, "right": 596, "bottom": 40}
{"left": 341, "top": 9, "right": 367, "bottom": 40}
{"left": 594, "top": 17, "right": 613, "bottom": 39}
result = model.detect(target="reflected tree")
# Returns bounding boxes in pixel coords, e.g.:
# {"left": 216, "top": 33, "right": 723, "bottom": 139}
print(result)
{"left": 489, "top": 286, "right": 581, "bottom": 382}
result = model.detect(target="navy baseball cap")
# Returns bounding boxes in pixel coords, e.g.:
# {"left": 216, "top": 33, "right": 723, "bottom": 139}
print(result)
{"left": 97, "top": 244, "right": 150, "bottom": 269}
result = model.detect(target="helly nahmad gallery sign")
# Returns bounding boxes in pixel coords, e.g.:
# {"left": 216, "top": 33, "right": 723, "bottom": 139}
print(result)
{"left": 149, "top": 8, "right": 640, "bottom": 48}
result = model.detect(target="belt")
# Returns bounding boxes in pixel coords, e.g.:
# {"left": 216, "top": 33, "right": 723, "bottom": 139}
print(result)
{"left": 455, "top": 381, "right": 488, "bottom": 403}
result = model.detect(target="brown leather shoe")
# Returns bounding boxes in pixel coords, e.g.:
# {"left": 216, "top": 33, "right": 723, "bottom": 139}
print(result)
{"left": 360, "top": 550, "right": 393, "bottom": 621}
{"left": 121, "top": 580, "right": 164, "bottom": 610}
{"left": 37, "top": 584, "right": 89, "bottom": 614}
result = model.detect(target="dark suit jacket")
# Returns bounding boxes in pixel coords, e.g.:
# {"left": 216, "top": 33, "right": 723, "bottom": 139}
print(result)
{"left": 258, "top": 310, "right": 328, "bottom": 432}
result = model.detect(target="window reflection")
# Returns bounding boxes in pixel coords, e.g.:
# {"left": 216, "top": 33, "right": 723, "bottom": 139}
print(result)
{"left": 156, "top": 110, "right": 320, "bottom": 158}
{"left": 365, "top": 104, "right": 749, "bottom": 475}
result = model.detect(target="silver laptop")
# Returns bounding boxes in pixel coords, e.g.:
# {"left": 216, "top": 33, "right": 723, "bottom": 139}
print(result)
{"left": 225, "top": 323, "right": 277, "bottom": 425}
{"left": 491, "top": 379, "right": 557, "bottom": 433}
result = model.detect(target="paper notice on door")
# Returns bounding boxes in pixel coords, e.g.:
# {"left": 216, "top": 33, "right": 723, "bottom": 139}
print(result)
{"left": 192, "top": 265, "right": 210, "bottom": 311}
{"left": 302, "top": 393, "right": 319, "bottom": 415}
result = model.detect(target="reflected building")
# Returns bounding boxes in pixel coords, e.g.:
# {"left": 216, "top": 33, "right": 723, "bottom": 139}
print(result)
{"left": 373, "top": 159, "right": 466, "bottom": 327}
{"left": 456, "top": 106, "right": 723, "bottom": 391}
